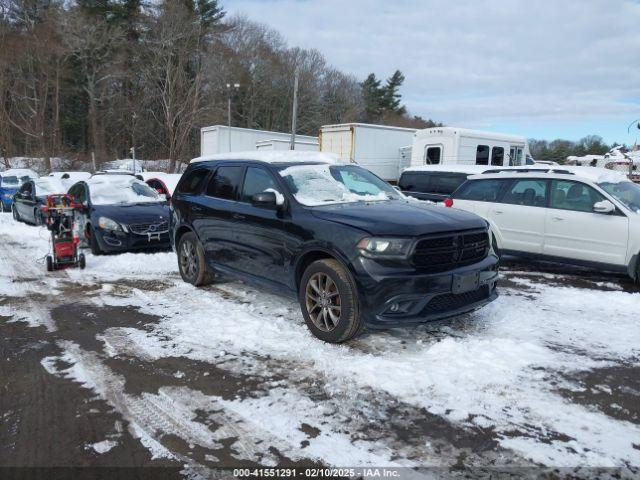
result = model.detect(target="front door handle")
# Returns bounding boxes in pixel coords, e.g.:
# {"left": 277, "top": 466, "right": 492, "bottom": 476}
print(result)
{"left": 233, "top": 213, "right": 246, "bottom": 220}
{"left": 552, "top": 216, "right": 564, "bottom": 221}
{"left": 492, "top": 210, "right": 504, "bottom": 215}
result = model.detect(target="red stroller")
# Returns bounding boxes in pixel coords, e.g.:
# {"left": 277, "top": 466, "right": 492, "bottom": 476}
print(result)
{"left": 41, "top": 194, "right": 86, "bottom": 271}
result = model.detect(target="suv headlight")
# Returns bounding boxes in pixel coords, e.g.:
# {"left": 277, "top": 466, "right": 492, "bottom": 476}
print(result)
{"left": 98, "top": 216, "right": 123, "bottom": 231}
{"left": 357, "top": 237, "right": 413, "bottom": 258}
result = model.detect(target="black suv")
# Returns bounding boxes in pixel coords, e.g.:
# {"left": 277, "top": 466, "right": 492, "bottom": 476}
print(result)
{"left": 171, "top": 154, "right": 499, "bottom": 343}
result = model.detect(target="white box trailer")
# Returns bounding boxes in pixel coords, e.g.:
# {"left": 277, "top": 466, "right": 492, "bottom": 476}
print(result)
{"left": 319, "top": 123, "right": 416, "bottom": 181}
{"left": 200, "top": 125, "right": 317, "bottom": 156}
{"left": 255, "top": 138, "right": 318, "bottom": 151}
{"left": 410, "top": 127, "right": 532, "bottom": 168}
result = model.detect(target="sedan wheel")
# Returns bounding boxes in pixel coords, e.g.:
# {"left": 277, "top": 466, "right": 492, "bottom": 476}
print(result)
{"left": 305, "top": 272, "right": 342, "bottom": 332}
{"left": 12, "top": 205, "right": 19, "bottom": 221}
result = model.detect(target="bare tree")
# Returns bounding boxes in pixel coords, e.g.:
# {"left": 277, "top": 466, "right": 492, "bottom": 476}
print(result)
{"left": 63, "top": 9, "right": 124, "bottom": 165}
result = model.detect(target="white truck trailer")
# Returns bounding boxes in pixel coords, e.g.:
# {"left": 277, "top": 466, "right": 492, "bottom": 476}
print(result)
{"left": 319, "top": 123, "right": 416, "bottom": 181}
{"left": 200, "top": 125, "right": 317, "bottom": 156}
{"left": 255, "top": 138, "right": 318, "bottom": 151}
{"left": 410, "top": 127, "right": 532, "bottom": 168}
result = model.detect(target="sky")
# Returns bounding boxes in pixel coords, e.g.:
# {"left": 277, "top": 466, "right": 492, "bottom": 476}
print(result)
{"left": 226, "top": 0, "right": 640, "bottom": 144}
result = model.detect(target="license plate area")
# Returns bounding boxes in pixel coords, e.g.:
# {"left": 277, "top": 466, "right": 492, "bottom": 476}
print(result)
{"left": 452, "top": 272, "right": 480, "bottom": 294}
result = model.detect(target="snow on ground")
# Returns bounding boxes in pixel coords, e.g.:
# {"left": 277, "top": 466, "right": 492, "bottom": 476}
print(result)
{"left": 1, "top": 213, "right": 639, "bottom": 471}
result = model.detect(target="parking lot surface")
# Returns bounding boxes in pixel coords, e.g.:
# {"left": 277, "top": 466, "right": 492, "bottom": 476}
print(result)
{"left": 0, "top": 215, "right": 638, "bottom": 477}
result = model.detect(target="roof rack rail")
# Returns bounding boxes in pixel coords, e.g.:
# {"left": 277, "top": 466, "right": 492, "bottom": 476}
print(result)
{"left": 481, "top": 168, "right": 575, "bottom": 175}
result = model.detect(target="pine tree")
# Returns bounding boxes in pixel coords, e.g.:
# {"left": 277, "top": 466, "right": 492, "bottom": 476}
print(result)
{"left": 382, "top": 70, "right": 406, "bottom": 115}
{"left": 361, "top": 73, "right": 384, "bottom": 122}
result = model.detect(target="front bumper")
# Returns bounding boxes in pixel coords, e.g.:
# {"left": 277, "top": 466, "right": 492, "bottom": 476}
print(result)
{"left": 1, "top": 196, "right": 13, "bottom": 209}
{"left": 353, "top": 254, "right": 499, "bottom": 328}
{"left": 94, "top": 228, "right": 171, "bottom": 253}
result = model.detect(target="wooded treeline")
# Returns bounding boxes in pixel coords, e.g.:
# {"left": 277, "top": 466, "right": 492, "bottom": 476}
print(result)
{"left": 0, "top": 0, "right": 439, "bottom": 172}
{"left": 529, "top": 135, "right": 615, "bottom": 163}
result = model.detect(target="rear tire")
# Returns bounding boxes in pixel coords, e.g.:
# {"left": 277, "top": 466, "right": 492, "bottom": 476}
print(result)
{"left": 46, "top": 255, "right": 53, "bottom": 272}
{"left": 88, "top": 226, "right": 102, "bottom": 255}
{"left": 34, "top": 209, "right": 42, "bottom": 226}
{"left": 177, "top": 232, "right": 213, "bottom": 286}
{"left": 12, "top": 204, "right": 19, "bottom": 222}
{"left": 79, "top": 253, "right": 86, "bottom": 270}
{"left": 1, "top": 202, "right": 6, "bottom": 213}
{"left": 299, "top": 259, "right": 363, "bottom": 343}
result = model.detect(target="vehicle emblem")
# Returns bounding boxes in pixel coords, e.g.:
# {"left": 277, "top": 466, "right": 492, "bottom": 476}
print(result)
{"left": 148, "top": 224, "right": 157, "bottom": 232}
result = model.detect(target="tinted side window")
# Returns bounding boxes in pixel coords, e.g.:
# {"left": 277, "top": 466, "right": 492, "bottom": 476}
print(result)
{"left": 20, "top": 182, "right": 33, "bottom": 195}
{"left": 454, "top": 179, "right": 507, "bottom": 202}
{"left": 178, "top": 168, "right": 209, "bottom": 194}
{"left": 206, "top": 166, "right": 244, "bottom": 200}
{"left": 491, "top": 147, "right": 504, "bottom": 166}
{"left": 502, "top": 179, "right": 548, "bottom": 207}
{"left": 241, "top": 167, "right": 280, "bottom": 203}
{"left": 475, "top": 145, "right": 490, "bottom": 165}
{"left": 550, "top": 180, "right": 605, "bottom": 212}
{"left": 398, "top": 173, "right": 430, "bottom": 192}
{"left": 430, "top": 174, "right": 468, "bottom": 195}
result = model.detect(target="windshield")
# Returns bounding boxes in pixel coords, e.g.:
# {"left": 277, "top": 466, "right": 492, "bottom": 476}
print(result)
{"left": 599, "top": 181, "right": 640, "bottom": 213}
{"left": 34, "top": 179, "right": 66, "bottom": 196}
{"left": 1, "top": 175, "right": 31, "bottom": 187}
{"left": 89, "top": 178, "right": 163, "bottom": 205}
{"left": 277, "top": 164, "right": 400, "bottom": 206}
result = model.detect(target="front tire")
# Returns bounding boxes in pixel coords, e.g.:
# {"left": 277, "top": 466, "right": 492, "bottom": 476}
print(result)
{"left": 46, "top": 255, "right": 53, "bottom": 272}
{"left": 34, "top": 209, "right": 42, "bottom": 226}
{"left": 299, "top": 259, "right": 363, "bottom": 343}
{"left": 177, "top": 232, "right": 213, "bottom": 286}
{"left": 88, "top": 226, "right": 102, "bottom": 255}
{"left": 79, "top": 253, "right": 86, "bottom": 270}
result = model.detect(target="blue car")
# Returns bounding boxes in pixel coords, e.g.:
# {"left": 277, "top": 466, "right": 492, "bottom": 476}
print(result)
{"left": 1, "top": 169, "right": 39, "bottom": 212}
{"left": 67, "top": 175, "right": 171, "bottom": 254}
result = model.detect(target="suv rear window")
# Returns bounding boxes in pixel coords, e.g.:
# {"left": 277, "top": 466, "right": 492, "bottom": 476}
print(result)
{"left": 453, "top": 179, "right": 508, "bottom": 202}
{"left": 206, "top": 166, "right": 244, "bottom": 201}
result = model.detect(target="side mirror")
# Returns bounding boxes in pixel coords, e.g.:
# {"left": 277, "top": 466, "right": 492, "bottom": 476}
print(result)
{"left": 593, "top": 200, "right": 615, "bottom": 214}
{"left": 251, "top": 191, "right": 278, "bottom": 209}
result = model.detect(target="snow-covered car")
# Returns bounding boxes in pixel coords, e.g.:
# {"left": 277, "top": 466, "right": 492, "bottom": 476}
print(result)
{"left": 47, "top": 171, "right": 91, "bottom": 190}
{"left": 141, "top": 172, "right": 182, "bottom": 199}
{"left": 446, "top": 166, "right": 640, "bottom": 282}
{"left": 12, "top": 177, "right": 67, "bottom": 225}
{"left": 0, "top": 168, "right": 39, "bottom": 212}
{"left": 67, "top": 175, "right": 171, "bottom": 254}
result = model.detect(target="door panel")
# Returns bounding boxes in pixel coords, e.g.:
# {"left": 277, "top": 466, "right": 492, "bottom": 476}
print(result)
{"left": 544, "top": 180, "right": 629, "bottom": 265}
{"left": 227, "top": 167, "right": 287, "bottom": 284}
{"left": 490, "top": 179, "right": 549, "bottom": 253}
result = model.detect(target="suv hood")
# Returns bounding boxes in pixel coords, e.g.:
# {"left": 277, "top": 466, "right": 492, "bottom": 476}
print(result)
{"left": 93, "top": 202, "right": 169, "bottom": 225}
{"left": 310, "top": 200, "right": 486, "bottom": 236}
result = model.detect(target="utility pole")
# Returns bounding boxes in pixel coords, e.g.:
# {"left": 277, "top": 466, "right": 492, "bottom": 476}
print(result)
{"left": 130, "top": 146, "right": 136, "bottom": 173}
{"left": 226, "top": 83, "right": 240, "bottom": 152}
{"left": 290, "top": 68, "right": 299, "bottom": 150}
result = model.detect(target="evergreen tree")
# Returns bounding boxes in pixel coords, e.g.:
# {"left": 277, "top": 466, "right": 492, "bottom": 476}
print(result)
{"left": 361, "top": 73, "right": 384, "bottom": 123}
{"left": 382, "top": 70, "right": 406, "bottom": 115}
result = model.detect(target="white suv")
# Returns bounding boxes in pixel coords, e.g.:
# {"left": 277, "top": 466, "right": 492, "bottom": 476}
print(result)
{"left": 446, "top": 167, "right": 640, "bottom": 282}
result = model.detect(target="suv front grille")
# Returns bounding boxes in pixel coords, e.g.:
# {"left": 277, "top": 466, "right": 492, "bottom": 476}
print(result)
{"left": 412, "top": 230, "right": 489, "bottom": 272}
{"left": 128, "top": 221, "right": 169, "bottom": 235}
